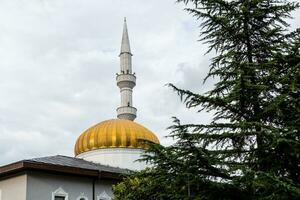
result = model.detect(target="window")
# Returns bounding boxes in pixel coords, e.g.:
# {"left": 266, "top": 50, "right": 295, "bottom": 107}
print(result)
{"left": 55, "top": 197, "right": 65, "bottom": 200}
{"left": 97, "top": 191, "right": 111, "bottom": 200}
{"left": 76, "top": 194, "right": 88, "bottom": 200}
{"left": 77, "top": 196, "right": 88, "bottom": 200}
{"left": 52, "top": 187, "right": 68, "bottom": 200}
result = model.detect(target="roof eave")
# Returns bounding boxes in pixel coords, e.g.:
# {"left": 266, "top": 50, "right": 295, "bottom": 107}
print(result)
{"left": 0, "top": 160, "right": 124, "bottom": 181}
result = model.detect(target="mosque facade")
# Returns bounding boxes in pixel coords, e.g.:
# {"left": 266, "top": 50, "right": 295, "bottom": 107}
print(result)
{"left": 0, "top": 19, "right": 159, "bottom": 200}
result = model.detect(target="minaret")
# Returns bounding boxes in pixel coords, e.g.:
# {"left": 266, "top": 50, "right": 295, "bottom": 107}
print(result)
{"left": 116, "top": 18, "right": 137, "bottom": 121}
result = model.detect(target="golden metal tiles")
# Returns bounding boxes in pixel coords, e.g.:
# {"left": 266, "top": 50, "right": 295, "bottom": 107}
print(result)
{"left": 75, "top": 119, "right": 159, "bottom": 155}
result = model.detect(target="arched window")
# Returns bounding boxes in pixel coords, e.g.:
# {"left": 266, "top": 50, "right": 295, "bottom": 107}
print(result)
{"left": 76, "top": 193, "right": 88, "bottom": 200}
{"left": 77, "top": 198, "right": 87, "bottom": 200}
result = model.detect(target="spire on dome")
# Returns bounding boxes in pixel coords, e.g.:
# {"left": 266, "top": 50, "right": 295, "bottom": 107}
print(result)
{"left": 120, "top": 17, "right": 132, "bottom": 55}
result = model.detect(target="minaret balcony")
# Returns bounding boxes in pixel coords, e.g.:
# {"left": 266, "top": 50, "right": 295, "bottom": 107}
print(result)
{"left": 117, "top": 106, "right": 137, "bottom": 121}
{"left": 116, "top": 74, "right": 136, "bottom": 88}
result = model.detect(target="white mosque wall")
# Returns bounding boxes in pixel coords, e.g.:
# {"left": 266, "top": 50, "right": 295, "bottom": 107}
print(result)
{"left": 27, "top": 171, "right": 93, "bottom": 200}
{"left": 0, "top": 174, "right": 27, "bottom": 200}
{"left": 26, "top": 171, "right": 115, "bottom": 200}
{"left": 76, "top": 148, "right": 147, "bottom": 171}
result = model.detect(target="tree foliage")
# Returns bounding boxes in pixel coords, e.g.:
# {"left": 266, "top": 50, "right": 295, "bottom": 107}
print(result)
{"left": 113, "top": 0, "right": 300, "bottom": 199}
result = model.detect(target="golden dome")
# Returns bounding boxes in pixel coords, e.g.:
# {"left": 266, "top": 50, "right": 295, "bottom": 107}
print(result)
{"left": 75, "top": 119, "right": 160, "bottom": 156}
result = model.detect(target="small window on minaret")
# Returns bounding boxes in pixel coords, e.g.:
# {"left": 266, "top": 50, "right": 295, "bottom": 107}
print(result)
{"left": 127, "top": 102, "right": 130, "bottom": 106}
{"left": 126, "top": 70, "right": 129, "bottom": 74}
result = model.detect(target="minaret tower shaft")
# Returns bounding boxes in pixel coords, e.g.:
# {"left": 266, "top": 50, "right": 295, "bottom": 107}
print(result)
{"left": 116, "top": 18, "right": 137, "bottom": 121}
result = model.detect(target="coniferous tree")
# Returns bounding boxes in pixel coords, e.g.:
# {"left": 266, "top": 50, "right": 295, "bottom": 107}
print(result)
{"left": 113, "top": 0, "right": 300, "bottom": 199}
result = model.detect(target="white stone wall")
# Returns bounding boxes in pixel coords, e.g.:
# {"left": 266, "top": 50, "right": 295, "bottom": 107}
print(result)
{"left": 120, "top": 88, "right": 133, "bottom": 106}
{"left": 77, "top": 148, "right": 147, "bottom": 171}
{"left": 120, "top": 53, "right": 132, "bottom": 73}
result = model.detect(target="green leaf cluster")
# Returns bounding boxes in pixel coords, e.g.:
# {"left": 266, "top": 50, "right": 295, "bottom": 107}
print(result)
{"left": 113, "top": 0, "right": 300, "bottom": 199}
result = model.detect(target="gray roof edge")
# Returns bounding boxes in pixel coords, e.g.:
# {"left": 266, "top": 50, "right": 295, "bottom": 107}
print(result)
{"left": 0, "top": 155, "right": 130, "bottom": 179}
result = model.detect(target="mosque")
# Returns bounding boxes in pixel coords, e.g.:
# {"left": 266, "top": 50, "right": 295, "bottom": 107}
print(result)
{"left": 0, "top": 19, "right": 160, "bottom": 200}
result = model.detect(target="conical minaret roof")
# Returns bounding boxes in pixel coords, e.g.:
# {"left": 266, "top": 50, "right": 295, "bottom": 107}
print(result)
{"left": 120, "top": 18, "right": 132, "bottom": 55}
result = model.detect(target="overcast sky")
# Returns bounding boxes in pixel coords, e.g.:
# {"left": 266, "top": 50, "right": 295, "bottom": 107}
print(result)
{"left": 0, "top": 0, "right": 299, "bottom": 166}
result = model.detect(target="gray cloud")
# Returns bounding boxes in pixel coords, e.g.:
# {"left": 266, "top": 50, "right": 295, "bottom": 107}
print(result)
{"left": 0, "top": 0, "right": 299, "bottom": 165}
